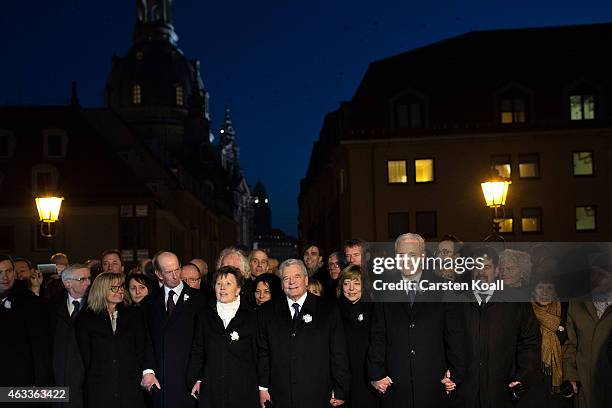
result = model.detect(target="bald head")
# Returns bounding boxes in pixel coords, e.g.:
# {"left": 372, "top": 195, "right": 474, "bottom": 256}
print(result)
{"left": 154, "top": 251, "right": 181, "bottom": 289}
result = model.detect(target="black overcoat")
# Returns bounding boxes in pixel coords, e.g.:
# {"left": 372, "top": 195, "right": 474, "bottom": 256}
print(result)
{"left": 143, "top": 285, "right": 205, "bottom": 408}
{"left": 187, "top": 299, "right": 259, "bottom": 408}
{"left": 338, "top": 299, "right": 380, "bottom": 408}
{"left": 458, "top": 291, "right": 541, "bottom": 408}
{"left": 367, "top": 290, "right": 466, "bottom": 408}
{"left": 76, "top": 304, "right": 146, "bottom": 408}
{"left": 257, "top": 293, "right": 351, "bottom": 408}
{"left": 49, "top": 293, "right": 86, "bottom": 408}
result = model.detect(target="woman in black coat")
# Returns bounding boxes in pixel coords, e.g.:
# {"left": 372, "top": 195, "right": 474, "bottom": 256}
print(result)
{"left": 76, "top": 272, "right": 145, "bottom": 408}
{"left": 337, "top": 265, "right": 380, "bottom": 408}
{"left": 188, "top": 266, "right": 259, "bottom": 408}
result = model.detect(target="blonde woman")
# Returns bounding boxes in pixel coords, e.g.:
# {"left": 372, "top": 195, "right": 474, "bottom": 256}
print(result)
{"left": 76, "top": 272, "right": 146, "bottom": 408}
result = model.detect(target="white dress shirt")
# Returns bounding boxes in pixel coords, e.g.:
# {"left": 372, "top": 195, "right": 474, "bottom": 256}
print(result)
{"left": 164, "top": 281, "right": 184, "bottom": 310}
{"left": 473, "top": 290, "right": 495, "bottom": 305}
{"left": 67, "top": 294, "right": 83, "bottom": 316}
{"left": 286, "top": 292, "right": 308, "bottom": 318}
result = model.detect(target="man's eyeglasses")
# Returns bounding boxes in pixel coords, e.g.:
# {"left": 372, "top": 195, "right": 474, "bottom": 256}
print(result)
{"left": 69, "top": 276, "right": 92, "bottom": 282}
{"left": 110, "top": 285, "right": 124, "bottom": 293}
{"left": 185, "top": 277, "right": 201, "bottom": 283}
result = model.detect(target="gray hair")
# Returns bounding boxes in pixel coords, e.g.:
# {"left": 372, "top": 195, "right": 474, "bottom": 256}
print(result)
{"left": 395, "top": 233, "right": 425, "bottom": 254}
{"left": 279, "top": 259, "right": 308, "bottom": 279}
{"left": 216, "top": 247, "right": 251, "bottom": 279}
{"left": 499, "top": 249, "right": 532, "bottom": 282}
{"left": 61, "top": 263, "right": 90, "bottom": 282}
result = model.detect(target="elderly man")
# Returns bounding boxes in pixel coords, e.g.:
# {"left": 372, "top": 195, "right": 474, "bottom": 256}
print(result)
{"left": 367, "top": 233, "right": 466, "bottom": 408}
{"left": 458, "top": 246, "right": 541, "bottom": 407}
{"left": 0, "top": 255, "right": 53, "bottom": 389}
{"left": 141, "top": 251, "right": 205, "bottom": 408}
{"left": 49, "top": 264, "right": 91, "bottom": 408}
{"left": 217, "top": 247, "right": 255, "bottom": 305}
{"left": 189, "top": 258, "right": 208, "bottom": 284}
{"left": 101, "top": 249, "right": 124, "bottom": 274}
{"left": 257, "top": 259, "right": 350, "bottom": 408}
{"left": 180, "top": 263, "right": 201, "bottom": 290}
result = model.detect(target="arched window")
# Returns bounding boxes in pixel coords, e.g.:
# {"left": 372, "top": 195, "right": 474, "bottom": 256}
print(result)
{"left": 495, "top": 83, "right": 533, "bottom": 125}
{"left": 42, "top": 128, "right": 68, "bottom": 158}
{"left": 31, "top": 163, "right": 59, "bottom": 195}
{"left": 389, "top": 88, "right": 428, "bottom": 130}
{"left": 132, "top": 84, "right": 142, "bottom": 105}
{"left": 175, "top": 85, "right": 184, "bottom": 106}
{"left": 0, "top": 129, "right": 16, "bottom": 158}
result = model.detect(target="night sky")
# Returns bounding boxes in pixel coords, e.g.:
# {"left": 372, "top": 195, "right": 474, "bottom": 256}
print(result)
{"left": 2, "top": 0, "right": 611, "bottom": 237}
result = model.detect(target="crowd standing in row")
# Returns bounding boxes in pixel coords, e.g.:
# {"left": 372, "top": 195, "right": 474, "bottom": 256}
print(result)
{"left": 1, "top": 234, "right": 611, "bottom": 408}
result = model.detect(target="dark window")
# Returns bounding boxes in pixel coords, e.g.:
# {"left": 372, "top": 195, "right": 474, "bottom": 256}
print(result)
{"left": 47, "top": 134, "right": 63, "bottom": 157}
{"left": 388, "top": 212, "right": 410, "bottom": 240}
{"left": 416, "top": 211, "right": 437, "bottom": 238}
{"left": 0, "top": 225, "right": 15, "bottom": 252}
{"left": 396, "top": 103, "right": 423, "bottom": 129}
{"left": 519, "top": 154, "right": 540, "bottom": 178}
{"left": 521, "top": 208, "right": 542, "bottom": 233}
{"left": 33, "top": 224, "right": 53, "bottom": 251}
{"left": 36, "top": 172, "right": 53, "bottom": 194}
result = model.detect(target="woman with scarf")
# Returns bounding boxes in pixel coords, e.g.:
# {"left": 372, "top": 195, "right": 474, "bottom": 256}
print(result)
{"left": 188, "top": 266, "right": 259, "bottom": 407}
{"left": 530, "top": 276, "right": 571, "bottom": 408}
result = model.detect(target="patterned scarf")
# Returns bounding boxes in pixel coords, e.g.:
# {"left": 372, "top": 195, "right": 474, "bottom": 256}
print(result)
{"left": 531, "top": 302, "right": 562, "bottom": 390}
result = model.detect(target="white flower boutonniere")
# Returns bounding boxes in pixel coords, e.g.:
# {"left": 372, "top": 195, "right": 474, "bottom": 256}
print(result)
{"left": 184, "top": 294, "right": 190, "bottom": 302}
{"left": 230, "top": 331, "right": 239, "bottom": 342}
{"left": 302, "top": 314, "right": 312, "bottom": 323}
{"left": 357, "top": 313, "right": 364, "bottom": 322}
{"left": 3, "top": 299, "right": 11, "bottom": 310}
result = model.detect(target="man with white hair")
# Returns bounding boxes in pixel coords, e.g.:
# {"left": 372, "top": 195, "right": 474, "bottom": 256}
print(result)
{"left": 368, "top": 233, "right": 466, "bottom": 408}
{"left": 257, "top": 259, "right": 350, "bottom": 408}
{"left": 217, "top": 247, "right": 255, "bottom": 306}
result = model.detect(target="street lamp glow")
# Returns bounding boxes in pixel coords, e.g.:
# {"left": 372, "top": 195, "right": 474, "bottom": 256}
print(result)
{"left": 481, "top": 176, "right": 511, "bottom": 208}
{"left": 35, "top": 196, "right": 64, "bottom": 222}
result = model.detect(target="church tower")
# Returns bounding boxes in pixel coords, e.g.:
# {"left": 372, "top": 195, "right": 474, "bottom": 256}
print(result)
{"left": 253, "top": 181, "right": 272, "bottom": 235}
{"left": 219, "top": 108, "right": 241, "bottom": 175}
{"left": 105, "top": 0, "right": 210, "bottom": 155}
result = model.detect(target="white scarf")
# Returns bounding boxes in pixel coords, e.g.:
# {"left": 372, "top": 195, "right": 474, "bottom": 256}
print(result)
{"left": 216, "top": 296, "right": 241, "bottom": 328}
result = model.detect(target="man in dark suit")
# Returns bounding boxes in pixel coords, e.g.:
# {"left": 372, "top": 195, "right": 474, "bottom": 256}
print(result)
{"left": 367, "top": 233, "right": 466, "bottom": 408}
{"left": 459, "top": 246, "right": 541, "bottom": 408}
{"left": 49, "top": 263, "right": 91, "bottom": 408}
{"left": 257, "top": 258, "right": 350, "bottom": 408}
{"left": 0, "top": 255, "right": 53, "bottom": 390}
{"left": 141, "top": 251, "right": 205, "bottom": 408}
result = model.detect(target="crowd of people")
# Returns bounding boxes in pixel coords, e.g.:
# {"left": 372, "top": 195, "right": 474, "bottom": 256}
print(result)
{"left": 1, "top": 234, "right": 611, "bottom": 408}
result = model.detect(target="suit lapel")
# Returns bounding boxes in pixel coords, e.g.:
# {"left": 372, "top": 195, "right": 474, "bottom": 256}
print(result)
{"left": 584, "top": 301, "right": 599, "bottom": 322}
{"left": 295, "top": 293, "right": 317, "bottom": 332}
{"left": 275, "top": 298, "right": 293, "bottom": 333}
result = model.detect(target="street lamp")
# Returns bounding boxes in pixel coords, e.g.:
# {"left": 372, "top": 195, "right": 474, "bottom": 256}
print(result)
{"left": 35, "top": 196, "right": 64, "bottom": 237}
{"left": 481, "top": 169, "right": 511, "bottom": 235}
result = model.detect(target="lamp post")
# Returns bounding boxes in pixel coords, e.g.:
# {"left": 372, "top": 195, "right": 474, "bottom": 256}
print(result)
{"left": 35, "top": 196, "right": 64, "bottom": 237}
{"left": 480, "top": 170, "right": 511, "bottom": 235}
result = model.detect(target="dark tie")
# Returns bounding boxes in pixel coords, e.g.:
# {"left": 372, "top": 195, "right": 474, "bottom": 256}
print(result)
{"left": 292, "top": 303, "right": 300, "bottom": 325}
{"left": 71, "top": 300, "right": 80, "bottom": 320}
{"left": 167, "top": 290, "right": 175, "bottom": 317}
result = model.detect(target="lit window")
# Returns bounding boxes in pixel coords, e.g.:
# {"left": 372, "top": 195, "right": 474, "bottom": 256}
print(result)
{"left": 491, "top": 155, "right": 512, "bottom": 178}
{"left": 500, "top": 98, "right": 526, "bottom": 124}
{"left": 573, "top": 151, "right": 593, "bottom": 176}
{"left": 387, "top": 160, "right": 407, "bottom": 184}
{"left": 519, "top": 154, "right": 539, "bottom": 178}
{"left": 570, "top": 95, "right": 595, "bottom": 121}
{"left": 176, "top": 85, "right": 184, "bottom": 106}
{"left": 132, "top": 85, "right": 142, "bottom": 105}
{"left": 414, "top": 159, "right": 434, "bottom": 183}
{"left": 576, "top": 206, "right": 596, "bottom": 231}
{"left": 521, "top": 208, "right": 542, "bottom": 233}
{"left": 494, "top": 208, "right": 513, "bottom": 234}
